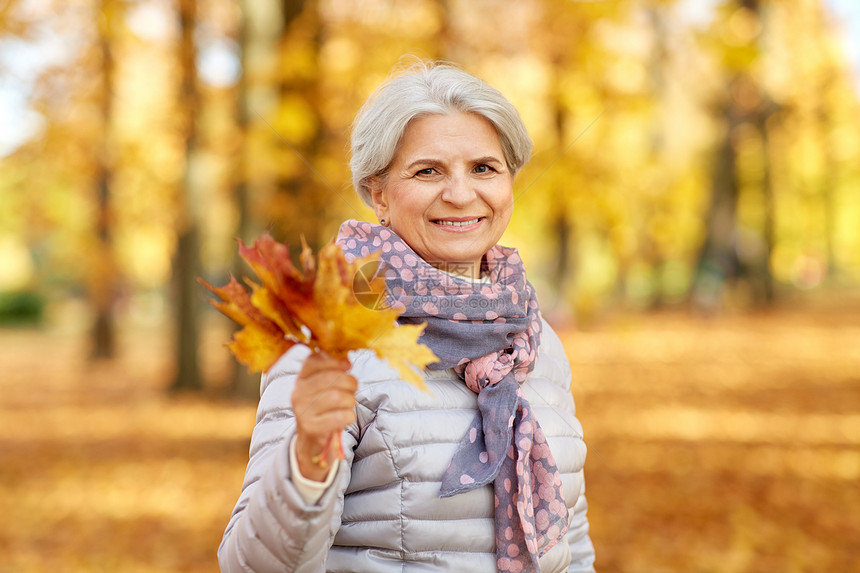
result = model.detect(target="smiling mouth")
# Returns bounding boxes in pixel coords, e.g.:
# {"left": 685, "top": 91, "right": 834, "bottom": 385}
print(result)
{"left": 432, "top": 217, "right": 484, "bottom": 227}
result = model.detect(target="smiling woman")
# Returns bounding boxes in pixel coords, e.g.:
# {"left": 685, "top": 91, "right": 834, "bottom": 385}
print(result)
{"left": 367, "top": 112, "right": 514, "bottom": 279}
{"left": 218, "top": 61, "right": 595, "bottom": 573}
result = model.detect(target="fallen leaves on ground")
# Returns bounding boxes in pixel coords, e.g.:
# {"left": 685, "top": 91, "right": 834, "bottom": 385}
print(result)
{"left": 561, "top": 303, "right": 860, "bottom": 573}
{"left": 1, "top": 300, "right": 858, "bottom": 572}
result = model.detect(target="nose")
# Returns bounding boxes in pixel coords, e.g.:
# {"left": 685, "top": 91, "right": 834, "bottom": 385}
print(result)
{"left": 440, "top": 173, "right": 475, "bottom": 206}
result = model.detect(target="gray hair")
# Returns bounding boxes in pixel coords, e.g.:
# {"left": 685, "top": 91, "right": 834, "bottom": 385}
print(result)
{"left": 350, "top": 61, "right": 533, "bottom": 207}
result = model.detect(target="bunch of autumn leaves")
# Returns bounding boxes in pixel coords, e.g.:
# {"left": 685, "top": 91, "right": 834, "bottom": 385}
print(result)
{"left": 200, "top": 234, "right": 438, "bottom": 462}
{"left": 201, "top": 233, "right": 438, "bottom": 383}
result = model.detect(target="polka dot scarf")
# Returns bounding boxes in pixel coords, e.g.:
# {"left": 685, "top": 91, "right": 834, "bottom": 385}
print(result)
{"left": 337, "top": 219, "right": 569, "bottom": 572}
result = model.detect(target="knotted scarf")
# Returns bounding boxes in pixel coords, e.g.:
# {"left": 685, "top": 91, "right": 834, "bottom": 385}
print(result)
{"left": 336, "top": 219, "right": 569, "bottom": 572}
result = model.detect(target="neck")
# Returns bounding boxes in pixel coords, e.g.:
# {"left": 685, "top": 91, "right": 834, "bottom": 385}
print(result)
{"left": 432, "top": 260, "right": 484, "bottom": 280}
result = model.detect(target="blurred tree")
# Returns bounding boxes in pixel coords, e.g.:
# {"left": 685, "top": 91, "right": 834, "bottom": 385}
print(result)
{"left": 90, "top": 0, "right": 121, "bottom": 359}
{"left": 818, "top": 69, "right": 838, "bottom": 276}
{"left": 693, "top": 0, "right": 774, "bottom": 311}
{"left": 526, "top": 0, "right": 648, "bottom": 318}
{"left": 543, "top": 5, "right": 582, "bottom": 310}
{"left": 171, "top": 0, "right": 204, "bottom": 391}
{"left": 763, "top": 0, "right": 860, "bottom": 286}
{"left": 226, "top": 0, "right": 287, "bottom": 399}
{"left": 640, "top": 2, "right": 672, "bottom": 308}
{"left": 511, "top": 0, "right": 588, "bottom": 314}
{"left": 756, "top": 87, "right": 778, "bottom": 302}
{"left": 801, "top": 8, "right": 856, "bottom": 279}
{"left": 269, "top": 0, "right": 330, "bottom": 251}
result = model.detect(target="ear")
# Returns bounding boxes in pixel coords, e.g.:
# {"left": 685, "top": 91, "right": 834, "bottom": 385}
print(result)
{"left": 367, "top": 175, "right": 388, "bottom": 220}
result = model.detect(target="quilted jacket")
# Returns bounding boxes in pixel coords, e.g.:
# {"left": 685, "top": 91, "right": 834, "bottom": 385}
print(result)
{"left": 218, "top": 319, "right": 595, "bottom": 572}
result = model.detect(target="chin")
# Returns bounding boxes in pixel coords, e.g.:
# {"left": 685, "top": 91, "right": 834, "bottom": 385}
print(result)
{"left": 437, "top": 252, "right": 484, "bottom": 266}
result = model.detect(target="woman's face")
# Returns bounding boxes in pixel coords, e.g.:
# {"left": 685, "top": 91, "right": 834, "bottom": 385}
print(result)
{"left": 369, "top": 112, "right": 514, "bottom": 276}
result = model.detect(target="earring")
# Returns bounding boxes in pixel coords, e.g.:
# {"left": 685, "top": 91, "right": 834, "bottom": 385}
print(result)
{"left": 379, "top": 218, "right": 387, "bottom": 226}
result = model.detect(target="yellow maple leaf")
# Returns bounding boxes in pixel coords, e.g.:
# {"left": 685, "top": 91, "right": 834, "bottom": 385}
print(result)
{"left": 197, "top": 275, "right": 298, "bottom": 372}
{"left": 366, "top": 324, "right": 438, "bottom": 391}
{"left": 228, "top": 322, "right": 295, "bottom": 374}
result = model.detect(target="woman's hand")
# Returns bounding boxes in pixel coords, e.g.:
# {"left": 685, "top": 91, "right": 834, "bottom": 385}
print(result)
{"left": 292, "top": 352, "right": 358, "bottom": 482}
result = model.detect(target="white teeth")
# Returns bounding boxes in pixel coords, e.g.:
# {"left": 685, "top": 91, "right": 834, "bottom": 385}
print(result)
{"left": 435, "top": 218, "right": 481, "bottom": 226}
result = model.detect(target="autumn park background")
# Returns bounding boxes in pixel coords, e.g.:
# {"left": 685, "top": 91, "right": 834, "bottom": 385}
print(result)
{"left": 1, "top": 0, "right": 859, "bottom": 571}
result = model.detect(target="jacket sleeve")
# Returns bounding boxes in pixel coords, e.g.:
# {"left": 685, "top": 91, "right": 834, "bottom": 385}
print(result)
{"left": 218, "top": 344, "right": 357, "bottom": 573}
{"left": 542, "top": 320, "right": 597, "bottom": 573}
{"left": 566, "top": 477, "right": 596, "bottom": 572}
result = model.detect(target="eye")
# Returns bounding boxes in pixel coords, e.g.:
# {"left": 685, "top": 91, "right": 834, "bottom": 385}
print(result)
{"left": 415, "top": 167, "right": 437, "bottom": 177}
{"left": 474, "top": 164, "right": 495, "bottom": 174}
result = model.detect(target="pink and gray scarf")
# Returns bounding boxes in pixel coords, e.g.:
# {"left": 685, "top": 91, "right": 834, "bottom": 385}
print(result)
{"left": 337, "top": 219, "right": 569, "bottom": 572}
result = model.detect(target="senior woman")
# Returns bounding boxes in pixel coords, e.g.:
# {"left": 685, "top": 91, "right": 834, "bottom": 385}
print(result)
{"left": 218, "top": 62, "right": 595, "bottom": 573}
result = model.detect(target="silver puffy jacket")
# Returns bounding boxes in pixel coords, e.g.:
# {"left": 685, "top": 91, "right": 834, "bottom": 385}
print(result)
{"left": 218, "top": 319, "right": 595, "bottom": 572}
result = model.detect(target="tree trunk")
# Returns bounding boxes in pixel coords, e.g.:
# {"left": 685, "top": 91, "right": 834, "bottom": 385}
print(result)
{"left": 171, "top": 0, "right": 204, "bottom": 392}
{"left": 173, "top": 226, "right": 203, "bottom": 391}
{"left": 227, "top": 0, "right": 283, "bottom": 399}
{"left": 693, "top": 0, "right": 772, "bottom": 311}
{"left": 758, "top": 103, "right": 776, "bottom": 302}
{"left": 90, "top": 0, "right": 119, "bottom": 360}
{"left": 692, "top": 88, "right": 741, "bottom": 312}
{"left": 819, "top": 71, "right": 838, "bottom": 279}
{"left": 645, "top": 4, "right": 668, "bottom": 309}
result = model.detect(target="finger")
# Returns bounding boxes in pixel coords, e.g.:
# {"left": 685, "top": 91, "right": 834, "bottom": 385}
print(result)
{"left": 298, "top": 371, "right": 358, "bottom": 395}
{"left": 295, "top": 383, "right": 358, "bottom": 415}
{"left": 302, "top": 392, "right": 355, "bottom": 409}
{"left": 293, "top": 373, "right": 358, "bottom": 419}
{"left": 300, "top": 352, "right": 352, "bottom": 377}
{"left": 298, "top": 409, "right": 357, "bottom": 437}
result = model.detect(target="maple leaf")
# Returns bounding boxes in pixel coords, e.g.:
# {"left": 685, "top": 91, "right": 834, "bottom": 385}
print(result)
{"left": 200, "top": 231, "right": 439, "bottom": 385}
{"left": 366, "top": 325, "right": 439, "bottom": 390}
{"left": 197, "top": 275, "right": 298, "bottom": 372}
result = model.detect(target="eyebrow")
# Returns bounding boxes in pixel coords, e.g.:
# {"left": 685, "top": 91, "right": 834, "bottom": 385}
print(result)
{"left": 405, "top": 156, "right": 505, "bottom": 170}
{"left": 405, "top": 159, "right": 443, "bottom": 171}
{"left": 472, "top": 156, "right": 505, "bottom": 166}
